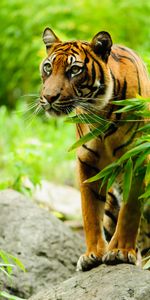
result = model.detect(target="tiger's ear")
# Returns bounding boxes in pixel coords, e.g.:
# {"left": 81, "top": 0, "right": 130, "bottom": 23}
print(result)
{"left": 91, "top": 31, "right": 112, "bottom": 62}
{"left": 43, "top": 28, "right": 61, "bottom": 51}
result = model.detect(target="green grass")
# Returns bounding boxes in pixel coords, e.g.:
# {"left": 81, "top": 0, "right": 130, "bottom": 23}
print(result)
{"left": 0, "top": 103, "right": 76, "bottom": 194}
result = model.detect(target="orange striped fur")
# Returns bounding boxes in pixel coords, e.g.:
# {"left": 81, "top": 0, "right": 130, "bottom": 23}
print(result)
{"left": 40, "top": 28, "right": 150, "bottom": 271}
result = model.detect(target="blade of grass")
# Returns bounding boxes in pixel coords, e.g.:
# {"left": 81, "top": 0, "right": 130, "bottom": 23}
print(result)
{"left": 0, "top": 291, "right": 25, "bottom": 300}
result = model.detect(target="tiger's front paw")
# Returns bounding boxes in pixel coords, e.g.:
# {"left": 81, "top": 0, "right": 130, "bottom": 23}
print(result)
{"left": 103, "top": 248, "right": 137, "bottom": 265}
{"left": 76, "top": 252, "right": 102, "bottom": 271}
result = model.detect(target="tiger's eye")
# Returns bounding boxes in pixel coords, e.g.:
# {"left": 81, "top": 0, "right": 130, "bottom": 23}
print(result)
{"left": 43, "top": 62, "right": 52, "bottom": 75}
{"left": 71, "top": 65, "right": 82, "bottom": 76}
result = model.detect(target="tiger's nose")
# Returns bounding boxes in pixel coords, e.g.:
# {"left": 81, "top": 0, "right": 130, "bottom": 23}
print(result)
{"left": 43, "top": 93, "right": 60, "bottom": 103}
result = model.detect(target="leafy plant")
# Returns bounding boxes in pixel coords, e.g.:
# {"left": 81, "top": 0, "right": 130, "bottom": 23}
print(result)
{"left": 67, "top": 97, "right": 150, "bottom": 202}
{"left": 0, "top": 250, "right": 26, "bottom": 300}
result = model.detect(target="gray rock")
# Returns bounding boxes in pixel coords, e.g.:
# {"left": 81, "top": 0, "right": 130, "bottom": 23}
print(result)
{"left": 0, "top": 189, "right": 85, "bottom": 298}
{"left": 33, "top": 180, "right": 82, "bottom": 219}
{"left": 29, "top": 264, "right": 150, "bottom": 300}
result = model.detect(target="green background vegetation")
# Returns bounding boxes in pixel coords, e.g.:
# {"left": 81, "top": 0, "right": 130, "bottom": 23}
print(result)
{"left": 0, "top": 0, "right": 150, "bottom": 193}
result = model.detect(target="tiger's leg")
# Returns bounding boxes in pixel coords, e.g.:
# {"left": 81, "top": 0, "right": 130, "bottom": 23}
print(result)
{"left": 103, "top": 176, "right": 143, "bottom": 265}
{"left": 77, "top": 156, "right": 107, "bottom": 271}
{"left": 103, "top": 187, "right": 121, "bottom": 242}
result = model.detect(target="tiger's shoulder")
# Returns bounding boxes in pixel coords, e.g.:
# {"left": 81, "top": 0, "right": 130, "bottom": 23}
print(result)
{"left": 108, "top": 44, "right": 150, "bottom": 99}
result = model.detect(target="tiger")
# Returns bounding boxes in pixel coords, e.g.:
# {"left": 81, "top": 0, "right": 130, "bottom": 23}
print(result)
{"left": 40, "top": 27, "right": 150, "bottom": 271}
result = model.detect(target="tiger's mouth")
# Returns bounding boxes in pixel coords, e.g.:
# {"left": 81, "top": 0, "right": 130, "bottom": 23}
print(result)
{"left": 46, "top": 106, "right": 74, "bottom": 116}
{"left": 40, "top": 98, "right": 75, "bottom": 116}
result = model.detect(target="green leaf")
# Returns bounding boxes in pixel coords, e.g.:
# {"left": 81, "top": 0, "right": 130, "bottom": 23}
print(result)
{"left": 68, "top": 124, "right": 109, "bottom": 152}
{"left": 0, "top": 264, "right": 14, "bottom": 268}
{"left": 134, "top": 149, "right": 150, "bottom": 171}
{"left": 123, "top": 158, "right": 133, "bottom": 202}
{"left": 0, "top": 267, "right": 11, "bottom": 278}
{"left": 115, "top": 104, "right": 145, "bottom": 114}
{"left": 145, "top": 162, "right": 150, "bottom": 186}
{"left": 135, "top": 111, "right": 150, "bottom": 117}
{"left": 85, "top": 162, "right": 119, "bottom": 183}
{"left": 65, "top": 114, "right": 108, "bottom": 125}
{"left": 112, "top": 98, "right": 139, "bottom": 106}
{"left": 0, "top": 251, "right": 12, "bottom": 275}
{"left": 137, "top": 123, "right": 150, "bottom": 132}
{"left": 8, "top": 255, "right": 26, "bottom": 273}
{"left": 139, "top": 187, "right": 150, "bottom": 199}
{"left": 106, "top": 167, "right": 121, "bottom": 192}
{"left": 0, "top": 291, "right": 25, "bottom": 300}
{"left": 99, "top": 173, "right": 111, "bottom": 192}
{"left": 118, "top": 142, "right": 150, "bottom": 164}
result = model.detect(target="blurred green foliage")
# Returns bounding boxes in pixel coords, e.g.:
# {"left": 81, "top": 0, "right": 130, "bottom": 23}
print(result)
{"left": 0, "top": 0, "right": 150, "bottom": 107}
{"left": 0, "top": 0, "right": 149, "bottom": 191}
{"left": 0, "top": 104, "right": 75, "bottom": 193}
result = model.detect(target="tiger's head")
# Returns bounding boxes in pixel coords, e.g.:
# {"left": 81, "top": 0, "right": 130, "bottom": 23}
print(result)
{"left": 40, "top": 28, "right": 113, "bottom": 116}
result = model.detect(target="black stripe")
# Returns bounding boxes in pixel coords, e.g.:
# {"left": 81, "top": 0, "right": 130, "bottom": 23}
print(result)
{"left": 121, "top": 79, "right": 127, "bottom": 99}
{"left": 111, "top": 52, "right": 141, "bottom": 95}
{"left": 78, "top": 157, "right": 100, "bottom": 173}
{"left": 91, "top": 61, "right": 96, "bottom": 85}
{"left": 141, "top": 248, "right": 150, "bottom": 256}
{"left": 71, "top": 48, "right": 80, "bottom": 55}
{"left": 104, "top": 123, "right": 118, "bottom": 138}
{"left": 91, "top": 188, "right": 106, "bottom": 203}
{"left": 103, "top": 227, "right": 112, "bottom": 242}
{"left": 108, "top": 191, "right": 120, "bottom": 207}
{"left": 104, "top": 209, "right": 117, "bottom": 225}
{"left": 125, "top": 123, "right": 135, "bottom": 135}
{"left": 110, "top": 52, "right": 120, "bottom": 62}
{"left": 84, "top": 54, "right": 89, "bottom": 64}
{"left": 76, "top": 124, "right": 83, "bottom": 139}
{"left": 118, "top": 46, "right": 139, "bottom": 63}
{"left": 82, "top": 144, "right": 100, "bottom": 158}
{"left": 87, "top": 51, "right": 105, "bottom": 84}
{"left": 145, "top": 232, "right": 150, "bottom": 238}
{"left": 113, "top": 123, "right": 139, "bottom": 156}
{"left": 115, "top": 112, "right": 122, "bottom": 121}
{"left": 117, "top": 79, "right": 121, "bottom": 95}
{"left": 110, "top": 69, "right": 117, "bottom": 98}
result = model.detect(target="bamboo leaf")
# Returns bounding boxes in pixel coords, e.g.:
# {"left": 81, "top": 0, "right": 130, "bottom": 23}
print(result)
{"left": 85, "top": 162, "right": 119, "bottom": 183}
{"left": 118, "top": 142, "right": 150, "bottom": 164}
{"left": 65, "top": 114, "right": 107, "bottom": 125}
{"left": 145, "top": 162, "right": 150, "bottom": 186}
{"left": 139, "top": 184, "right": 150, "bottom": 199}
{"left": 123, "top": 158, "right": 133, "bottom": 202}
{"left": 137, "top": 123, "right": 150, "bottom": 132}
{"left": 68, "top": 124, "right": 109, "bottom": 152}
{"left": 99, "top": 173, "right": 110, "bottom": 192}
{"left": 112, "top": 99, "right": 139, "bottom": 106}
{"left": 135, "top": 111, "right": 150, "bottom": 117}
{"left": 106, "top": 167, "right": 120, "bottom": 192}
{"left": 115, "top": 104, "right": 145, "bottom": 114}
{"left": 134, "top": 149, "right": 150, "bottom": 171}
